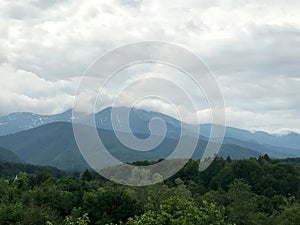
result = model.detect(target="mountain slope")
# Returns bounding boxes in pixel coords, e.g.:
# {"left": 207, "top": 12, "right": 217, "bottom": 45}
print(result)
{"left": 0, "top": 161, "right": 63, "bottom": 177}
{"left": 221, "top": 137, "right": 298, "bottom": 158}
{"left": 200, "top": 124, "right": 300, "bottom": 153}
{"left": 0, "top": 146, "right": 23, "bottom": 163}
{"left": 1, "top": 107, "right": 299, "bottom": 158}
{"left": 0, "top": 122, "right": 261, "bottom": 170}
{"left": 0, "top": 123, "right": 88, "bottom": 170}
{"left": 0, "top": 109, "right": 72, "bottom": 136}
{"left": 92, "top": 107, "right": 300, "bottom": 157}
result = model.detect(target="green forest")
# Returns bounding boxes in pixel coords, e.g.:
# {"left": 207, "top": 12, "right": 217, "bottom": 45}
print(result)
{"left": 0, "top": 156, "right": 300, "bottom": 225}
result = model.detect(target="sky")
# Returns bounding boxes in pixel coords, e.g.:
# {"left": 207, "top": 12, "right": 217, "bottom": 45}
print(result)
{"left": 0, "top": 0, "right": 299, "bottom": 134}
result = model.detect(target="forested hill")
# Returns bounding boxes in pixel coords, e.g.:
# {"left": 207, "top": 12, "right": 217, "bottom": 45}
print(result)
{"left": 1, "top": 107, "right": 299, "bottom": 156}
{"left": 0, "top": 160, "right": 64, "bottom": 177}
{"left": 0, "top": 156, "right": 299, "bottom": 225}
{"left": 0, "top": 122, "right": 261, "bottom": 170}
{"left": 0, "top": 146, "right": 23, "bottom": 163}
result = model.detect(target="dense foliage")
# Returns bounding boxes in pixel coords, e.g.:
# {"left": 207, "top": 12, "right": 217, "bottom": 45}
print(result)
{"left": 0, "top": 156, "right": 299, "bottom": 225}
{"left": 0, "top": 161, "right": 64, "bottom": 177}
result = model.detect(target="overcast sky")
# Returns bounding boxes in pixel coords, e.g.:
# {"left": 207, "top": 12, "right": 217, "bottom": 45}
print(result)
{"left": 0, "top": 0, "right": 299, "bottom": 134}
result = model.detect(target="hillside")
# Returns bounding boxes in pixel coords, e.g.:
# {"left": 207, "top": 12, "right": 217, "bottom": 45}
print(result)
{"left": 200, "top": 124, "right": 300, "bottom": 154}
{"left": 0, "top": 122, "right": 261, "bottom": 170}
{"left": 0, "top": 107, "right": 299, "bottom": 158}
{"left": 0, "top": 160, "right": 63, "bottom": 177}
{"left": 0, "top": 146, "right": 23, "bottom": 163}
{"left": 0, "top": 109, "right": 72, "bottom": 136}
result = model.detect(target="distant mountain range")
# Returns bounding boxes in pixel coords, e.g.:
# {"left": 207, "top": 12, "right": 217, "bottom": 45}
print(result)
{"left": 0, "top": 109, "right": 72, "bottom": 136}
{"left": 0, "top": 107, "right": 299, "bottom": 170}
{"left": 0, "top": 122, "right": 261, "bottom": 170}
{"left": 1, "top": 107, "right": 299, "bottom": 149}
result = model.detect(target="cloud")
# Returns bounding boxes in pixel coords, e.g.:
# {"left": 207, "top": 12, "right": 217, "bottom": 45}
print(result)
{"left": 0, "top": 0, "right": 299, "bottom": 133}
{"left": 0, "top": 63, "right": 78, "bottom": 115}
{"left": 224, "top": 107, "right": 300, "bottom": 134}
{"left": 2, "top": 0, "right": 300, "bottom": 80}
{"left": 205, "top": 24, "right": 300, "bottom": 78}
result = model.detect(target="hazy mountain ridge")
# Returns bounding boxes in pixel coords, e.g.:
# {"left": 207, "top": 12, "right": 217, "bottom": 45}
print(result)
{"left": 0, "top": 107, "right": 299, "bottom": 170}
{"left": 0, "top": 122, "right": 261, "bottom": 170}
{"left": 1, "top": 107, "right": 299, "bottom": 147}
{"left": 1, "top": 108, "right": 299, "bottom": 150}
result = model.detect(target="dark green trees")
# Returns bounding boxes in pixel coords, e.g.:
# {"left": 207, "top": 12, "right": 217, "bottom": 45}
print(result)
{"left": 127, "top": 197, "right": 230, "bottom": 225}
{"left": 0, "top": 157, "right": 299, "bottom": 225}
{"left": 83, "top": 187, "right": 142, "bottom": 224}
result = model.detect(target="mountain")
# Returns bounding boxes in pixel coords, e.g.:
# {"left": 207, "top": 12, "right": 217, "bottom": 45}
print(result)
{"left": 0, "top": 146, "right": 23, "bottom": 163}
{"left": 0, "top": 122, "right": 88, "bottom": 170}
{"left": 94, "top": 107, "right": 182, "bottom": 133}
{"left": 221, "top": 136, "right": 298, "bottom": 158}
{"left": 0, "top": 107, "right": 299, "bottom": 159}
{"left": 1, "top": 107, "right": 299, "bottom": 152}
{"left": 0, "top": 122, "right": 261, "bottom": 170}
{"left": 0, "top": 109, "right": 72, "bottom": 136}
{"left": 91, "top": 107, "right": 300, "bottom": 157}
{"left": 0, "top": 107, "right": 182, "bottom": 137}
{"left": 199, "top": 124, "right": 300, "bottom": 156}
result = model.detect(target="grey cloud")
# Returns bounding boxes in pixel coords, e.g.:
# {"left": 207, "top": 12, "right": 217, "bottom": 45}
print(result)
{"left": 0, "top": 0, "right": 299, "bottom": 133}
{"left": 206, "top": 25, "right": 300, "bottom": 78}
{"left": 117, "top": 0, "right": 143, "bottom": 7}
{"left": 2, "top": 2, "right": 41, "bottom": 20}
{"left": 32, "top": 0, "right": 66, "bottom": 9}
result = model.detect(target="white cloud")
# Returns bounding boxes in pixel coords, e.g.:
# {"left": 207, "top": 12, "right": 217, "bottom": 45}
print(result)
{"left": 224, "top": 107, "right": 300, "bottom": 134}
{"left": 0, "top": 0, "right": 299, "bottom": 133}
{"left": 0, "top": 63, "right": 78, "bottom": 115}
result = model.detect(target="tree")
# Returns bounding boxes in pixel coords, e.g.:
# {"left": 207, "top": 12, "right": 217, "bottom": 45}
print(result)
{"left": 23, "top": 185, "right": 76, "bottom": 216}
{"left": 81, "top": 170, "right": 92, "bottom": 182}
{"left": 23, "top": 205, "right": 62, "bottom": 225}
{"left": 127, "top": 197, "right": 231, "bottom": 225}
{"left": 272, "top": 203, "right": 300, "bottom": 225}
{"left": 0, "top": 203, "right": 25, "bottom": 225}
{"left": 83, "top": 188, "right": 142, "bottom": 224}
{"left": 227, "top": 179, "right": 258, "bottom": 225}
{"left": 64, "top": 207, "right": 90, "bottom": 225}
{"left": 46, "top": 208, "right": 89, "bottom": 225}
{"left": 226, "top": 156, "right": 232, "bottom": 163}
